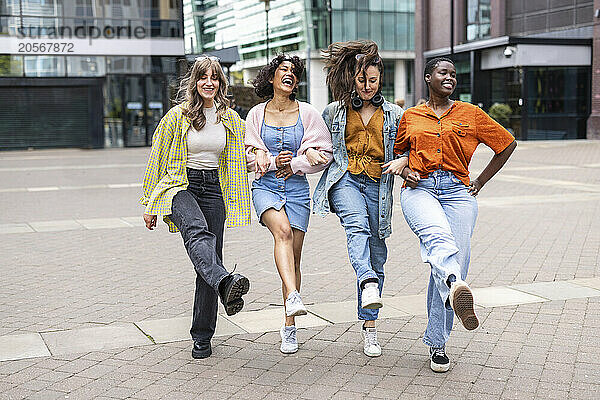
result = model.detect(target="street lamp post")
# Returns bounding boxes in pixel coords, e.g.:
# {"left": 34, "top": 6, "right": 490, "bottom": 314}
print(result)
{"left": 260, "top": 0, "right": 271, "bottom": 61}
{"left": 450, "top": 0, "right": 454, "bottom": 56}
{"left": 326, "top": 0, "right": 332, "bottom": 46}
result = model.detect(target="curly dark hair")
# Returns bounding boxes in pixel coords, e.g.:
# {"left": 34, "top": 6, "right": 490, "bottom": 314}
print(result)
{"left": 424, "top": 57, "right": 455, "bottom": 83}
{"left": 252, "top": 54, "right": 305, "bottom": 100}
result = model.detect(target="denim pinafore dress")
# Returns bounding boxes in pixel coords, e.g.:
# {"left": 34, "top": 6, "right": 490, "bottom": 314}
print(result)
{"left": 251, "top": 114, "right": 311, "bottom": 232}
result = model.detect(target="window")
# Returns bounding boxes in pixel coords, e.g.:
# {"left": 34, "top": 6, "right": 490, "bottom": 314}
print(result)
{"left": 466, "top": 0, "right": 491, "bottom": 42}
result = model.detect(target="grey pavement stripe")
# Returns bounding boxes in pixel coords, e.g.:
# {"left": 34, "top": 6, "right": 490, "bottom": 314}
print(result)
{"left": 0, "top": 154, "right": 102, "bottom": 161}
{"left": 0, "top": 183, "right": 142, "bottom": 193}
{"left": 475, "top": 193, "right": 600, "bottom": 207}
{"left": 1, "top": 278, "right": 599, "bottom": 362}
{"left": 502, "top": 165, "right": 579, "bottom": 171}
{"left": 495, "top": 174, "right": 600, "bottom": 193}
{"left": 0, "top": 163, "right": 146, "bottom": 172}
{"left": 0, "top": 214, "right": 258, "bottom": 235}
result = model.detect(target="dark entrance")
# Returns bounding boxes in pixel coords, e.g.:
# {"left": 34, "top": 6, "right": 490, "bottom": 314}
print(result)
{"left": 0, "top": 78, "right": 103, "bottom": 150}
{"left": 103, "top": 74, "right": 169, "bottom": 147}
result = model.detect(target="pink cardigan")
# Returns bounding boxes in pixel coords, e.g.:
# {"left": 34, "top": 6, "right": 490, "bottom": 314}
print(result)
{"left": 245, "top": 101, "right": 333, "bottom": 177}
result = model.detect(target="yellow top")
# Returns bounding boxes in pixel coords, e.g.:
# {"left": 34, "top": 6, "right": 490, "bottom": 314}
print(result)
{"left": 345, "top": 107, "right": 385, "bottom": 179}
{"left": 140, "top": 104, "right": 251, "bottom": 232}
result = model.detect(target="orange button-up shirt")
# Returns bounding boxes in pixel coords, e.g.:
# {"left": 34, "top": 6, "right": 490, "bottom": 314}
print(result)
{"left": 345, "top": 107, "right": 385, "bottom": 179}
{"left": 394, "top": 101, "right": 515, "bottom": 186}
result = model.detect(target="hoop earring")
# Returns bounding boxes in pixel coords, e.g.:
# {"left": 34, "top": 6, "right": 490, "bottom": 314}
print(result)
{"left": 370, "top": 92, "right": 384, "bottom": 107}
{"left": 351, "top": 91, "right": 363, "bottom": 110}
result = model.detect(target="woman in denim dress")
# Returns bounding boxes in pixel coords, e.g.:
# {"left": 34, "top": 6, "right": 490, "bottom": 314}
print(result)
{"left": 245, "top": 55, "right": 332, "bottom": 354}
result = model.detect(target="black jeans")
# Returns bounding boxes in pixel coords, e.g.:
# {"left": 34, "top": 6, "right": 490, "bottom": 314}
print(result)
{"left": 169, "top": 168, "right": 228, "bottom": 343}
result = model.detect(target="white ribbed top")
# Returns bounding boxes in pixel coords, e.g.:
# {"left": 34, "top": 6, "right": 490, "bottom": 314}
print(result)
{"left": 186, "top": 106, "right": 226, "bottom": 170}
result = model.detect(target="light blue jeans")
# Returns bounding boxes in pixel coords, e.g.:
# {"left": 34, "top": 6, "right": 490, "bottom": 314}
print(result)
{"left": 400, "top": 170, "right": 478, "bottom": 348}
{"left": 329, "top": 172, "right": 387, "bottom": 321}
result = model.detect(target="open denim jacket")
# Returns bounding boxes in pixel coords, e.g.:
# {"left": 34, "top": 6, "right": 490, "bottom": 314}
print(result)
{"left": 313, "top": 100, "right": 404, "bottom": 239}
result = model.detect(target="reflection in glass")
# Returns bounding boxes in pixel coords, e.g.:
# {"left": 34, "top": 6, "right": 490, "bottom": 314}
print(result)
{"left": 24, "top": 55, "right": 66, "bottom": 77}
{"left": 104, "top": 75, "right": 124, "bottom": 147}
{"left": 124, "top": 75, "right": 147, "bottom": 146}
{"left": 0, "top": 55, "right": 23, "bottom": 76}
{"left": 107, "top": 56, "right": 150, "bottom": 74}
{"left": 67, "top": 56, "right": 106, "bottom": 76}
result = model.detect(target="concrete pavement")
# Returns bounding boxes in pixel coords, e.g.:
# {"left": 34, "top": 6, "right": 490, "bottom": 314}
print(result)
{"left": 0, "top": 140, "right": 599, "bottom": 399}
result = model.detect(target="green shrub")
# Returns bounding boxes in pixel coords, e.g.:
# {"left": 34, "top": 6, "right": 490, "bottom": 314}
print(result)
{"left": 488, "top": 103, "right": 512, "bottom": 128}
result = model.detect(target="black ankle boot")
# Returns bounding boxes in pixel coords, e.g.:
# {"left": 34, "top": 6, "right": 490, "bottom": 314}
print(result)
{"left": 218, "top": 274, "right": 250, "bottom": 316}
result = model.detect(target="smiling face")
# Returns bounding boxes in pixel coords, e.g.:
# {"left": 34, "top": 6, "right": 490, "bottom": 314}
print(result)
{"left": 196, "top": 65, "right": 220, "bottom": 106}
{"left": 354, "top": 65, "right": 380, "bottom": 101}
{"left": 425, "top": 60, "right": 457, "bottom": 97}
{"left": 270, "top": 61, "right": 298, "bottom": 96}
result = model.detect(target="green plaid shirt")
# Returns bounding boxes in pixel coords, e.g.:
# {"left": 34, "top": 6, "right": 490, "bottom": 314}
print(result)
{"left": 140, "top": 104, "right": 252, "bottom": 232}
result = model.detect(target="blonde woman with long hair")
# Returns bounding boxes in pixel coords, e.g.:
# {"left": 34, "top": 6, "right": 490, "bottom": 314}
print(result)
{"left": 140, "top": 56, "right": 252, "bottom": 359}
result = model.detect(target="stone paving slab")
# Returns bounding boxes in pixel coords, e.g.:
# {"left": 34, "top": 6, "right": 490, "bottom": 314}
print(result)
{"left": 0, "top": 223, "right": 33, "bottom": 234}
{"left": 76, "top": 218, "right": 133, "bottom": 229}
{"left": 383, "top": 294, "right": 428, "bottom": 316}
{"left": 308, "top": 300, "right": 410, "bottom": 324}
{"left": 136, "top": 317, "right": 246, "bottom": 344}
{"left": 0, "top": 333, "right": 50, "bottom": 362}
{"left": 28, "top": 219, "right": 83, "bottom": 232}
{"left": 510, "top": 281, "right": 600, "bottom": 301}
{"left": 120, "top": 216, "right": 146, "bottom": 227}
{"left": 41, "top": 324, "right": 152, "bottom": 356}
{"left": 570, "top": 277, "right": 600, "bottom": 290}
{"left": 472, "top": 286, "right": 547, "bottom": 308}
{"left": 224, "top": 308, "right": 331, "bottom": 333}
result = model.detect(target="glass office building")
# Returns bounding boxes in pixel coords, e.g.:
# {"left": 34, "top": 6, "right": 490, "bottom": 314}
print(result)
{"left": 418, "top": 0, "right": 594, "bottom": 140}
{"left": 0, "top": 0, "right": 184, "bottom": 150}
{"left": 184, "top": 0, "right": 415, "bottom": 112}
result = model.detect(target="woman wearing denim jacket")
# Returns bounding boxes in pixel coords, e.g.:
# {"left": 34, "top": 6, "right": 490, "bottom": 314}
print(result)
{"left": 313, "top": 40, "right": 407, "bottom": 357}
{"left": 141, "top": 56, "right": 252, "bottom": 360}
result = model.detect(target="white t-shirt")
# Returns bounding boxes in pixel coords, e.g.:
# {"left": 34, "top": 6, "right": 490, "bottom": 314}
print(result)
{"left": 186, "top": 106, "right": 226, "bottom": 170}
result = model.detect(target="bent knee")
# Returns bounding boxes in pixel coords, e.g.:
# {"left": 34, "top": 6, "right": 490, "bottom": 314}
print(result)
{"left": 272, "top": 225, "right": 293, "bottom": 242}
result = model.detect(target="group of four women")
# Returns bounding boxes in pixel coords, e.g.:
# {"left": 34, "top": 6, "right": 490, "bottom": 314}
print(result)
{"left": 141, "top": 40, "right": 516, "bottom": 372}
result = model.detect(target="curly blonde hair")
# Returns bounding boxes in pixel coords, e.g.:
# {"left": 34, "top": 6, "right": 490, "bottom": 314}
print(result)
{"left": 177, "top": 57, "right": 229, "bottom": 131}
{"left": 322, "top": 40, "right": 384, "bottom": 106}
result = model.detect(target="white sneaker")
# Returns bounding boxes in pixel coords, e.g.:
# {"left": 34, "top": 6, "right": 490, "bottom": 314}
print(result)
{"left": 362, "top": 326, "right": 381, "bottom": 357}
{"left": 449, "top": 280, "right": 479, "bottom": 331}
{"left": 361, "top": 282, "right": 383, "bottom": 309}
{"left": 280, "top": 325, "right": 298, "bottom": 354}
{"left": 285, "top": 290, "right": 308, "bottom": 317}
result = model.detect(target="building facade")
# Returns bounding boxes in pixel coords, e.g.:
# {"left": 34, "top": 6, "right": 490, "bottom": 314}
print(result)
{"left": 186, "top": 0, "right": 416, "bottom": 112}
{"left": 415, "top": 0, "right": 598, "bottom": 140}
{"left": 0, "top": 0, "right": 184, "bottom": 150}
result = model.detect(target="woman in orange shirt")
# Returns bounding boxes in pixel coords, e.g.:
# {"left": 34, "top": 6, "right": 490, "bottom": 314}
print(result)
{"left": 385, "top": 57, "right": 516, "bottom": 372}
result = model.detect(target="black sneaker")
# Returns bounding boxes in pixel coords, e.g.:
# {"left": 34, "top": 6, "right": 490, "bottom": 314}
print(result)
{"left": 429, "top": 346, "right": 450, "bottom": 372}
{"left": 219, "top": 273, "right": 250, "bottom": 316}
{"left": 192, "top": 341, "right": 212, "bottom": 359}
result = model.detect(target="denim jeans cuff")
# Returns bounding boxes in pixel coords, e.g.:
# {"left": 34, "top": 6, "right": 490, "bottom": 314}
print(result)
{"left": 357, "top": 271, "right": 379, "bottom": 287}
{"left": 423, "top": 337, "right": 446, "bottom": 348}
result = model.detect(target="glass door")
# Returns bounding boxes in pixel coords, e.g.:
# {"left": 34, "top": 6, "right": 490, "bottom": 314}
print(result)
{"left": 124, "top": 76, "right": 147, "bottom": 146}
{"left": 146, "top": 75, "right": 167, "bottom": 144}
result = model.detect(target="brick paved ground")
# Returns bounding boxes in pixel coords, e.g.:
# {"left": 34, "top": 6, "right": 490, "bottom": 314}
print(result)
{"left": 0, "top": 140, "right": 599, "bottom": 399}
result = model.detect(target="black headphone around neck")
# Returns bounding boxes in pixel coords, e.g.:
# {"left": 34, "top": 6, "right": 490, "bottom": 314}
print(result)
{"left": 351, "top": 91, "right": 385, "bottom": 110}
